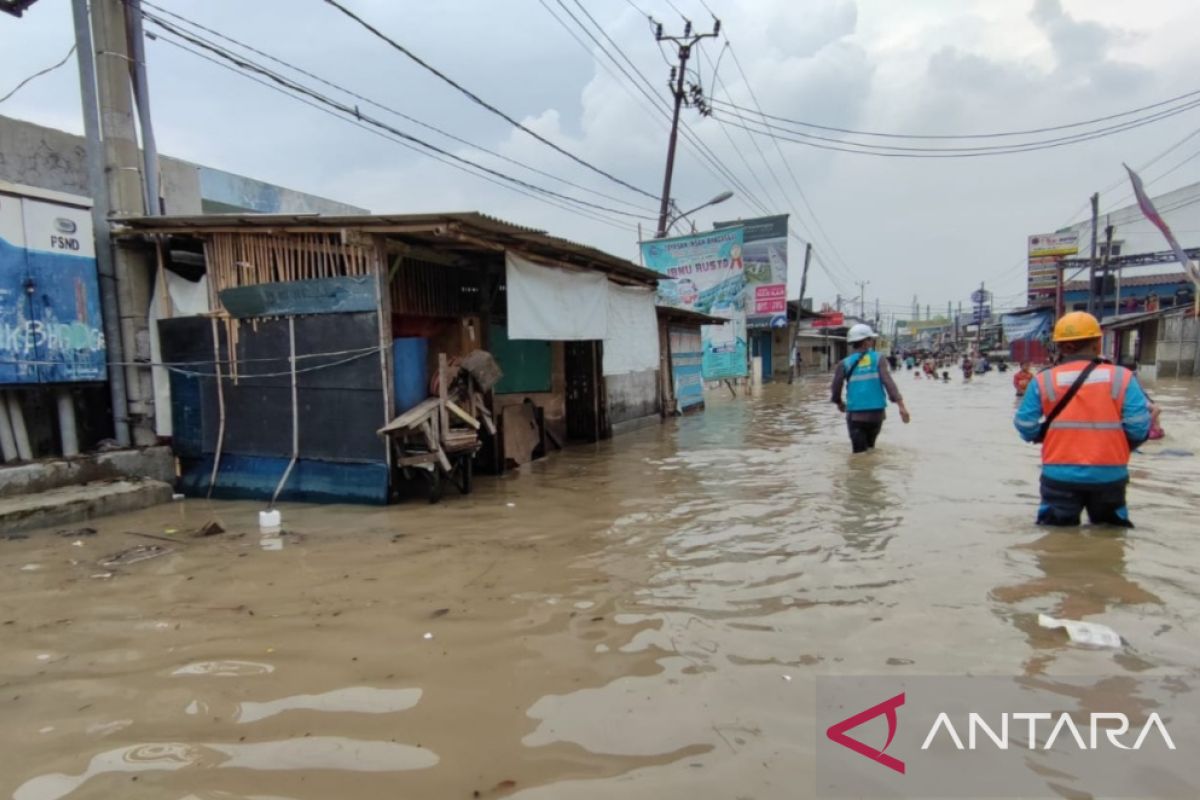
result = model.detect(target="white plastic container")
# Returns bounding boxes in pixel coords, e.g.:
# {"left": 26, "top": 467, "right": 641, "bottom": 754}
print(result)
{"left": 259, "top": 509, "right": 282, "bottom": 530}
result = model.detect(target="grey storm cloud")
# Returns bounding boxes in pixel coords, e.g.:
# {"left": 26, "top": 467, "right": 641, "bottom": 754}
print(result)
{"left": 2, "top": 0, "right": 1200, "bottom": 310}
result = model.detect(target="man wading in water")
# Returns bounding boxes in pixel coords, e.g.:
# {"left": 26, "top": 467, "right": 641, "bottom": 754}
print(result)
{"left": 830, "top": 324, "right": 911, "bottom": 453}
{"left": 1013, "top": 312, "right": 1151, "bottom": 527}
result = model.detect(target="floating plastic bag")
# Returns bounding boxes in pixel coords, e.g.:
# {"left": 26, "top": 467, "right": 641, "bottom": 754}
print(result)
{"left": 1037, "top": 614, "right": 1121, "bottom": 648}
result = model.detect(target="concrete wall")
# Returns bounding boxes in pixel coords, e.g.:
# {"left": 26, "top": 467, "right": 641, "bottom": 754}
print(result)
{"left": 606, "top": 368, "right": 660, "bottom": 431}
{"left": 1155, "top": 315, "right": 1199, "bottom": 378}
{"left": 0, "top": 115, "right": 365, "bottom": 215}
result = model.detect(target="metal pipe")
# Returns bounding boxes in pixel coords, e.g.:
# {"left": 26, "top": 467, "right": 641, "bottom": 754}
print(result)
{"left": 270, "top": 317, "right": 299, "bottom": 507}
{"left": 0, "top": 394, "right": 19, "bottom": 462}
{"left": 206, "top": 318, "right": 226, "bottom": 498}
{"left": 123, "top": 0, "right": 160, "bottom": 214}
{"left": 72, "top": 0, "right": 131, "bottom": 446}
{"left": 56, "top": 389, "right": 80, "bottom": 457}
{"left": 6, "top": 392, "right": 32, "bottom": 460}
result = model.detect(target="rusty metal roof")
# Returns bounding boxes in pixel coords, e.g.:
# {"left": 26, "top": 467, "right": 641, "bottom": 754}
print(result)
{"left": 112, "top": 211, "right": 660, "bottom": 285}
{"left": 1064, "top": 272, "right": 1191, "bottom": 291}
{"left": 655, "top": 305, "right": 728, "bottom": 326}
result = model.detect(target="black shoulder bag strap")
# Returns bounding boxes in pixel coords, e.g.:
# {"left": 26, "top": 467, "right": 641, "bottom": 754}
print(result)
{"left": 840, "top": 353, "right": 865, "bottom": 402}
{"left": 1034, "top": 358, "right": 1102, "bottom": 443}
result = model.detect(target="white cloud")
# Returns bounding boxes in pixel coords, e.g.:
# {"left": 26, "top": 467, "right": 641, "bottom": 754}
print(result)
{"left": 4, "top": 0, "right": 1200, "bottom": 312}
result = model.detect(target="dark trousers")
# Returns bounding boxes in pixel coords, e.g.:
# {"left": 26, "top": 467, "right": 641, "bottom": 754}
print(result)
{"left": 847, "top": 420, "right": 883, "bottom": 454}
{"left": 1037, "top": 476, "right": 1133, "bottom": 528}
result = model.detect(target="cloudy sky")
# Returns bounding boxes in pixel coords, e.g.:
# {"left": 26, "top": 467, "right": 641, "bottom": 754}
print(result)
{"left": 4, "top": 0, "right": 1200, "bottom": 320}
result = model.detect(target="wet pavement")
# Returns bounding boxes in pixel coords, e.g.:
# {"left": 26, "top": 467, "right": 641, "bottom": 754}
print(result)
{"left": 1, "top": 371, "right": 1198, "bottom": 799}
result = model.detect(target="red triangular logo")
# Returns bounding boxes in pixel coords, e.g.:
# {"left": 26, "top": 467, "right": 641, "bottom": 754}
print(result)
{"left": 826, "top": 692, "right": 906, "bottom": 774}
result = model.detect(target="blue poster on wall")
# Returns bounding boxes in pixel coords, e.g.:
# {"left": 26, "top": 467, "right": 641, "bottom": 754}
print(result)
{"left": 0, "top": 192, "right": 107, "bottom": 385}
{"left": 641, "top": 227, "right": 748, "bottom": 380}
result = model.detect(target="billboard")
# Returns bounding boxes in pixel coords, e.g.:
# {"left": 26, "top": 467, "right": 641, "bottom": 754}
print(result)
{"left": 0, "top": 191, "right": 106, "bottom": 385}
{"left": 641, "top": 227, "right": 748, "bottom": 380}
{"left": 714, "top": 214, "right": 788, "bottom": 329}
{"left": 1027, "top": 232, "right": 1078, "bottom": 306}
{"left": 1028, "top": 232, "right": 1079, "bottom": 259}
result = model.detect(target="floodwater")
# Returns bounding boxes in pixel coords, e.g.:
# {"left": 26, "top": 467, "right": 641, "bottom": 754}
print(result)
{"left": 1, "top": 371, "right": 1198, "bottom": 799}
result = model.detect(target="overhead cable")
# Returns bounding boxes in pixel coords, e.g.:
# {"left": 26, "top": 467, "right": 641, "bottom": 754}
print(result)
{"left": 320, "top": 0, "right": 659, "bottom": 201}
{"left": 709, "top": 85, "right": 1200, "bottom": 140}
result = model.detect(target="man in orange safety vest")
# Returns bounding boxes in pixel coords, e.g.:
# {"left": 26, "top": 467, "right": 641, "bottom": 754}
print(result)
{"left": 1013, "top": 312, "right": 1152, "bottom": 527}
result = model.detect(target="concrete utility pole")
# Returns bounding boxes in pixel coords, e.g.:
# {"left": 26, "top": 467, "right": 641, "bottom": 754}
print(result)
{"left": 857, "top": 280, "right": 870, "bottom": 319}
{"left": 1086, "top": 191, "right": 1099, "bottom": 315}
{"left": 79, "top": 0, "right": 158, "bottom": 445}
{"left": 72, "top": 0, "right": 129, "bottom": 446}
{"left": 788, "top": 242, "right": 812, "bottom": 384}
{"left": 653, "top": 17, "right": 720, "bottom": 238}
{"left": 835, "top": 294, "right": 842, "bottom": 312}
{"left": 1097, "top": 220, "right": 1115, "bottom": 323}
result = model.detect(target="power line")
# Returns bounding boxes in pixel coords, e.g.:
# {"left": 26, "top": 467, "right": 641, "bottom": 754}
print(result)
{"left": 709, "top": 85, "right": 1200, "bottom": 140}
{"left": 722, "top": 38, "right": 860, "bottom": 283}
{"left": 320, "top": 0, "right": 659, "bottom": 201}
{"left": 538, "top": 0, "right": 776, "bottom": 220}
{"left": 0, "top": 44, "right": 75, "bottom": 104}
{"left": 145, "top": 26, "right": 643, "bottom": 232}
{"left": 710, "top": 97, "right": 1200, "bottom": 156}
{"left": 140, "top": 1, "right": 656, "bottom": 215}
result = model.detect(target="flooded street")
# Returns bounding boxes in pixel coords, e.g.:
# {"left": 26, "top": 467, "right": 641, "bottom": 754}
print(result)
{"left": 2, "top": 372, "right": 1199, "bottom": 799}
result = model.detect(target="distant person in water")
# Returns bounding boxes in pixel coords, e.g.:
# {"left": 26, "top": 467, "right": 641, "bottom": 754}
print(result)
{"left": 830, "top": 324, "right": 911, "bottom": 453}
{"left": 1013, "top": 362, "right": 1034, "bottom": 396}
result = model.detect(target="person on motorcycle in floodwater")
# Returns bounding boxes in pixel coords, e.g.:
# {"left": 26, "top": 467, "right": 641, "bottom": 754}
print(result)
{"left": 1013, "top": 312, "right": 1151, "bottom": 527}
{"left": 830, "top": 324, "right": 911, "bottom": 453}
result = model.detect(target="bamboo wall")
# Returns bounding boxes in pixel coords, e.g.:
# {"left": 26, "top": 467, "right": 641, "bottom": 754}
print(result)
{"left": 389, "top": 257, "right": 481, "bottom": 317}
{"left": 202, "top": 232, "right": 374, "bottom": 314}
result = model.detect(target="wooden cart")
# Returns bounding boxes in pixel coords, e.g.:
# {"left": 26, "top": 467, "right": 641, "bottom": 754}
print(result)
{"left": 378, "top": 353, "right": 496, "bottom": 502}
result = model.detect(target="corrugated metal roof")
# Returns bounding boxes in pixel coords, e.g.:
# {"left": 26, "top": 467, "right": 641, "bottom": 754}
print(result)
{"left": 1064, "top": 272, "right": 1191, "bottom": 291}
{"left": 112, "top": 211, "right": 660, "bottom": 284}
{"left": 655, "top": 305, "right": 728, "bottom": 326}
{"left": 1101, "top": 304, "right": 1192, "bottom": 330}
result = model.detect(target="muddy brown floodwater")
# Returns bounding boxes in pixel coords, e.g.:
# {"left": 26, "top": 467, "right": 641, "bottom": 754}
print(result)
{"left": 1, "top": 372, "right": 1198, "bottom": 799}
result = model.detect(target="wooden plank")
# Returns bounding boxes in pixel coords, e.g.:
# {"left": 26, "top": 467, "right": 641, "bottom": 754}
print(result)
{"left": 438, "top": 353, "right": 450, "bottom": 441}
{"left": 377, "top": 397, "right": 440, "bottom": 435}
{"left": 446, "top": 399, "right": 480, "bottom": 430}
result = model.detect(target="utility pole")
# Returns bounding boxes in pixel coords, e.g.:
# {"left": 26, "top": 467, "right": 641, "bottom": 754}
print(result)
{"left": 874, "top": 297, "right": 880, "bottom": 330}
{"left": 77, "top": 0, "right": 158, "bottom": 445}
{"left": 855, "top": 280, "right": 870, "bottom": 320}
{"left": 1097, "top": 220, "right": 1115, "bottom": 323}
{"left": 836, "top": 294, "right": 842, "bottom": 312}
{"left": 1086, "top": 191, "right": 1099, "bottom": 315}
{"left": 788, "top": 242, "right": 812, "bottom": 384}
{"left": 653, "top": 17, "right": 720, "bottom": 238}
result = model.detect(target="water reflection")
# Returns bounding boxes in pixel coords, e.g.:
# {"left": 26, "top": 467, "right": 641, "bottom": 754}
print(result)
{"left": 991, "top": 531, "right": 1163, "bottom": 675}
{"left": 14, "top": 739, "right": 438, "bottom": 800}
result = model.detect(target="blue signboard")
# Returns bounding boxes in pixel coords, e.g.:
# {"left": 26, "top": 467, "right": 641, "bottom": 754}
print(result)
{"left": 642, "top": 227, "right": 748, "bottom": 380}
{"left": 0, "top": 192, "right": 107, "bottom": 384}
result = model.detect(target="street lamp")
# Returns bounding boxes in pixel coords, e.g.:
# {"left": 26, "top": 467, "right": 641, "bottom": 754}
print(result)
{"left": 662, "top": 190, "right": 734, "bottom": 235}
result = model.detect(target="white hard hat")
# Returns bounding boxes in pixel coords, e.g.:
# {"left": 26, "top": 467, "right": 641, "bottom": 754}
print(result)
{"left": 847, "top": 323, "right": 878, "bottom": 343}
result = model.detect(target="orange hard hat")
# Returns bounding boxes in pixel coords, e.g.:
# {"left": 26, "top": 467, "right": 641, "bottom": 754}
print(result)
{"left": 1053, "top": 311, "right": 1102, "bottom": 342}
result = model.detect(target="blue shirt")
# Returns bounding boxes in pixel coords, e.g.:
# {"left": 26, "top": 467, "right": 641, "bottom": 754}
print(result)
{"left": 1013, "top": 362, "right": 1152, "bottom": 483}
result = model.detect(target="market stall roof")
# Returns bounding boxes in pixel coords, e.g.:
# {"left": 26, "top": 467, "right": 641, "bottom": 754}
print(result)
{"left": 1101, "top": 304, "right": 1192, "bottom": 330}
{"left": 113, "top": 211, "right": 661, "bottom": 285}
{"left": 655, "top": 305, "right": 728, "bottom": 326}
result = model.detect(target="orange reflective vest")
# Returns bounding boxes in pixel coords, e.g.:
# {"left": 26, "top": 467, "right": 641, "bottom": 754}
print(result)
{"left": 1037, "top": 362, "right": 1132, "bottom": 467}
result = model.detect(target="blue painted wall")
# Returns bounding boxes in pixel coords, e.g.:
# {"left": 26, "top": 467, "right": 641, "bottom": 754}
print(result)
{"left": 0, "top": 194, "right": 106, "bottom": 385}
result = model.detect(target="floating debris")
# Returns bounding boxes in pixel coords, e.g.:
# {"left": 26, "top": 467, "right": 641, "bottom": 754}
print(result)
{"left": 98, "top": 544, "right": 173, "bottom": 569}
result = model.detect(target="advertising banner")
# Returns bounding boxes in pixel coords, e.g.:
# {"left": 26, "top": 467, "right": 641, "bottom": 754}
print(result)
{"left": 715, "top": 214, "right": 789, "bottom": 329}
{"left": 641, "top": 228, "right": 747, "bottom": 380}
{"left": 1026, "top": 232, "right": 1076, "bottom": 306}
{"left": 0, "top": 193, "right": 106, "bottom": 385}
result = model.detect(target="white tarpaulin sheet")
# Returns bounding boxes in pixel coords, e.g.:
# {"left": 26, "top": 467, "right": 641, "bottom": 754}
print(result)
{"left": 603, "top": 285, "right": 660, "bottom": 376}
{"left": 150, "top": 272, "right": 211, "bottom": 437}
{"left": 505, "top": 252, "right": 608, "bottom": 341}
